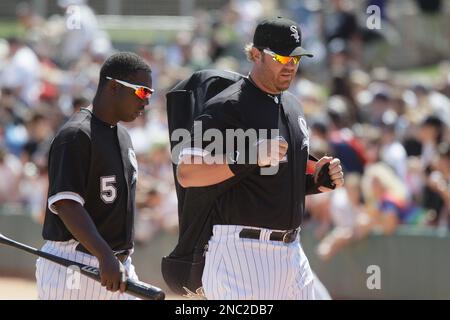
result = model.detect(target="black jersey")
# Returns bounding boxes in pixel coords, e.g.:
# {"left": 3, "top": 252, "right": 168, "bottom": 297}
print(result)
{"left": 183, "top": 78, "right": 315, "bottom": 230}
{"left": 42, "top": 108, "right": 137, "bottom": 253}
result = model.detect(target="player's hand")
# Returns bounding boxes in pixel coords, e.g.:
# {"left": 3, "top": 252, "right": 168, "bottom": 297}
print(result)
{"left": 98, "top": 252, "right": 127, "bottom": 293}
{"left": 257, "top": 137, "right": 288, "bottom": 167}
{"left": 314, "top": 156, "right": 344, "bottom": 192}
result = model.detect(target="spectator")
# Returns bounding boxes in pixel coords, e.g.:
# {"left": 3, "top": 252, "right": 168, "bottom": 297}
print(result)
{"left": 135, "top": 181, "right": 177, "bottom": 244}
{"left": 406, "top": 84, "right": 450, "bottom": 127}
{"left": 0, "top": 0, "right": 449, "bottom": 247}
{"left": 19, "top": 158, "right": 48, "bottom": 223}
{"left": 72, "top": 96, "right": 90, "bottom": 114}
{"left": 15, "top": 2, "right": 48, "bottom": 54}
{"left": 0, "top": 147, "right": 22, "bottom": 204}
{"left": 322, "top": 0, "right": 363, "bottom": 66}
{"left": 379, "top": 110, "right": 408, "bottom": 181}
{"left": 326, "top": 95, "right": 368, "bottom": 173}
{"left": 424, "top": 143, "right": 450, "bottom": 227}
{"left": 135, "top": 182, "right": 165, "bottom": 244}
{"left": 362, "top": 163, "right": 427, "bottom": 235}
{"left": 0, "top": 37, "right": 41, "bottom": 107}
{"left": 418, "top": 115, "right": 446, "bottom": 168}
{"left": 316, "top": 173, "right": 371, "bottom": 261}
{"left": 57, "top": 0, "right": 111, "bottom": 68}
{"left": 21, "top": 111, "right": 54, "bottom": 164}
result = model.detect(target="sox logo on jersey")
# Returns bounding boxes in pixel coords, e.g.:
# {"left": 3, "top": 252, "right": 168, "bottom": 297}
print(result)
{"left": 128, "top": 148, "right": 138, "bottom": 183}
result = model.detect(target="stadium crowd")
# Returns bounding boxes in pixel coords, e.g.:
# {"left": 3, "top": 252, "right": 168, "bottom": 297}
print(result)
{"left": 0, "top": 0, "right": 449, "bottom": 260}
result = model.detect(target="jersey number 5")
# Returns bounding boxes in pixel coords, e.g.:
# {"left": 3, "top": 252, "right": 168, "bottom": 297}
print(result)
{"left": 100, "top": 176, "right": 117, "bottom": 203}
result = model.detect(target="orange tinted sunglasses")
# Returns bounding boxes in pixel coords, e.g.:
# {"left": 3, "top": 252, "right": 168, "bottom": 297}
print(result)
{"left": 263, "top": 49, "right": 301, "bottom": 65}
{"left": 106, "top": 76, "right": 154, "bottom": 100}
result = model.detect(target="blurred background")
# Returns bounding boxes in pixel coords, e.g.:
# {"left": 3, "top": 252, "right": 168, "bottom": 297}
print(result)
{"left": 0, "top": 0, "right": 449, "bottom": 299}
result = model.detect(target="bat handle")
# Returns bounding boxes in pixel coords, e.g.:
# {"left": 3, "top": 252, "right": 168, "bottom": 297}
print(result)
{"left": 126, "top": 280, "right": 166, "bottom": 300}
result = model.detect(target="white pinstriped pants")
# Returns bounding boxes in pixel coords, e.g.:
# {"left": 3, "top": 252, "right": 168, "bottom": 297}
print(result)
{"left": 35, "top": 240, "right": 139, "bottom": 300}
{"left": 202, "top": 225, "right": 315, "bottom": 300}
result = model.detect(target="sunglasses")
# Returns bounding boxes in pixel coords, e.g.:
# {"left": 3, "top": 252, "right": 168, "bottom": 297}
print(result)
{"left": 262, "top": 49, "right": 301, "bottom": 65}
{"left": 106, "top": 76, "right": 154, "bottom": 100}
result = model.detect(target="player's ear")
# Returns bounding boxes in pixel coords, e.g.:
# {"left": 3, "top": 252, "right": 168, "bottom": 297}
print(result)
{"left": 251, "top": 47, "right": 262, "bottom": 62}
{"left": 109, "top": 79, "right": 118, "bottom": 91}
{"left": 107, "top": 79, "right": 120, "bottom": 96}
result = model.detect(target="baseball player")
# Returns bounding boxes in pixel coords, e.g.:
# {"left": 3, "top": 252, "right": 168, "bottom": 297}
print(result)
{"left": 36, "top": 52, "right": 154, "bottom": 300}
{"left": 176, "top": 17, "right": 344, "bottom": 300}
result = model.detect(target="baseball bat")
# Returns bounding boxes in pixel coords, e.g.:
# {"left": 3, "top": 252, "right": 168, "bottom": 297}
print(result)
{"left": 0, "top": 233, "right": 165, "bottom": 300}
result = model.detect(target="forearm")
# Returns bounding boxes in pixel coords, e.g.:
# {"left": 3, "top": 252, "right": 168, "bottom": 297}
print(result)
{"left": 53, "top": 199, "right": 113, "bottom": 260}
{"left": 177, "top": 155, "right": 235, "bottom": 187}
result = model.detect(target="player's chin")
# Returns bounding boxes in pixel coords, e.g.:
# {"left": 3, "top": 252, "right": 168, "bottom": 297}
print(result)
{"left": 124, "top": 112, "right": 140, "bottom": 122}
{"left": 276, "top": 82, "right": 291, "bottom": 91}
{"left": 276, "top": 78, "right": 293, "bottom": 90}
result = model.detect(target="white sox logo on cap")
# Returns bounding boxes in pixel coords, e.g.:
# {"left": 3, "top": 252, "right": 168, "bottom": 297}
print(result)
{"left": 290, "top": 25, "right": 300, "bottom": 43}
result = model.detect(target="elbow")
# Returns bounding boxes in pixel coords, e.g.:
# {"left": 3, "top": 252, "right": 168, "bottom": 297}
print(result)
{"left": 176, "top": 163, "right": 192, "bottom": 188}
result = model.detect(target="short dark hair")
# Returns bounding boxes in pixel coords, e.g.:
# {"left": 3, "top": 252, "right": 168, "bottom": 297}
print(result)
{"left": 421, "top": 115, "right": 445, "bottom": 143}
{"left": 98, "top": 52, "right": 151, "bottom": 88}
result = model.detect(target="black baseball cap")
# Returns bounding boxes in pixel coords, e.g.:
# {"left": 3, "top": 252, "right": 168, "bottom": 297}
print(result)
{"left": 253, "top": 16, "right": 313, "bottom": 58}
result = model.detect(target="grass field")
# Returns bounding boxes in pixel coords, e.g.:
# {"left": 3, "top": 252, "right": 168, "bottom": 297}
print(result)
{"left": 0, "top": 19, "right": 174, "bottom": 45}
{"left": 0, "top": 20, "right": 23, "bottom": 39}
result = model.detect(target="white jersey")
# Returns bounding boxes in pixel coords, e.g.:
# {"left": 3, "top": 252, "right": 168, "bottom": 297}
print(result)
{"left": 202, "top": 225, "right": 316, "bottom": 300}
{"left": 35, "top": 240, "right": 139, "bottom": 300}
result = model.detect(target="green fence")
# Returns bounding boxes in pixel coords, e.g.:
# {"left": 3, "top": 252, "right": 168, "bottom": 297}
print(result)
{"left": 301, "top": 225, "right": 450, "bottom": 300}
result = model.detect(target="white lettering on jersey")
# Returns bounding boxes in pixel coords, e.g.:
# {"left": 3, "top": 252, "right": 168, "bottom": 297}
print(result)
{"left": 100, "top": 175, "right": 117, "bottom": 203}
